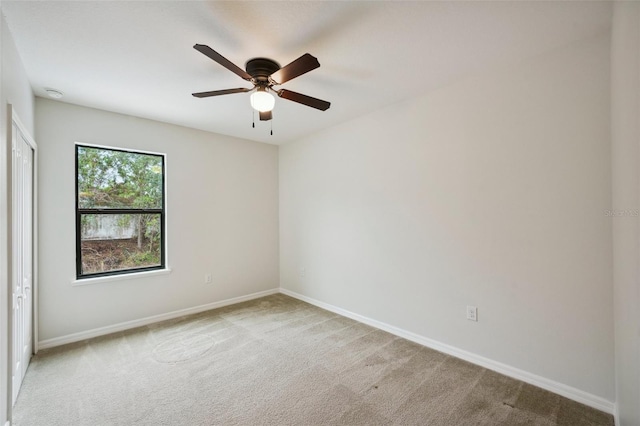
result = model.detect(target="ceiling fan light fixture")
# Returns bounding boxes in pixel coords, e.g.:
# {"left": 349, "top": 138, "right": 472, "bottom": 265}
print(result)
{"left": 191, "top": 45, "right": 330, "bottom": 121}
{"left": 250, "top": 87, "right": 275, "bottom": 112}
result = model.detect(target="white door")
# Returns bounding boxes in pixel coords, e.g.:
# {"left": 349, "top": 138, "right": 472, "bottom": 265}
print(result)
{"left": 11, "top": 120, "right": 34, "bottom": 405}
{"left": 20, "top": 131, "right": 33, "bottom": 380}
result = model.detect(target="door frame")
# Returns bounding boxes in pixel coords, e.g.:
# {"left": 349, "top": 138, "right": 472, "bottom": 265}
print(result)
{"left": 6, "top": 104, "right": 38, "bottom": 417}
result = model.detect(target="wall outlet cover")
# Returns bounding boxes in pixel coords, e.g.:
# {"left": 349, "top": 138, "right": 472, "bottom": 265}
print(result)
{"left": 466, "top": 306, "right": 478, "bottom": 321}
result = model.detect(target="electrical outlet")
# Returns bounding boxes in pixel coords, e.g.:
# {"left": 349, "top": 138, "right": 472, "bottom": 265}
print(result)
{"left": 466, "top": 306, "right": 478, "bottom": 322}
{"left": 205, "top": 274, "right": 213, "bottom": 284}
{"left": 299, "top": 267, "right": 306, "bottom": 278}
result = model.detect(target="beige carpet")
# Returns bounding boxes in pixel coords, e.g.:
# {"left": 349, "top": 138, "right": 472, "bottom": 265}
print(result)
{"left": 13, "top": 294, "right": 613, "bottom": 425}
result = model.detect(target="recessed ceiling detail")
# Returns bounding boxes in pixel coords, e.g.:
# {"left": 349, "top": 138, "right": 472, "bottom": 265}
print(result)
{"left": 45, "top": 88, "right": 63, "bottom": 99}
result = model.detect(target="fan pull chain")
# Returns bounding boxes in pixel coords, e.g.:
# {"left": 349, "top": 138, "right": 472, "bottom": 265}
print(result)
{"left": 270, "top": 119, "right": 273, "bottom": 136}
{"left": 252, "top": 110, "right": 255, "bottom": 128}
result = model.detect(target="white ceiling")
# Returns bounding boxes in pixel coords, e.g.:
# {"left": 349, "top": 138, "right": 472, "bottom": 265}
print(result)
{"left": 2, "top": 1, "right": 612, "bottom": 145}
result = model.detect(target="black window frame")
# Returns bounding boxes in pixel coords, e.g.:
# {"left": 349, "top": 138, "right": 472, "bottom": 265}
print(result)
{"left": 75, "top": 144, "right": 166, "bottom": 279}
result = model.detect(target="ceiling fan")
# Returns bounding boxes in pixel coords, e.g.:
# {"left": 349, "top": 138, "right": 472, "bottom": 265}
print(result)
{"left": 192, "top": 44, "right": 331, "bottom": 122}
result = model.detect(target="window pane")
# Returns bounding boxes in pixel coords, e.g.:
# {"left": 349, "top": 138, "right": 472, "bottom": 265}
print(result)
{"left": 80, "top": 213, "right": 161, "bottom": 275}
{"left": 77, "top": 146, "right": 163, "bottom": 209}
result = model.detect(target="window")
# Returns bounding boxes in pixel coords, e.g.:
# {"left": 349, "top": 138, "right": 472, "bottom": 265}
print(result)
{"left": 76, "top": 144, "right": 166, "bottom": 279}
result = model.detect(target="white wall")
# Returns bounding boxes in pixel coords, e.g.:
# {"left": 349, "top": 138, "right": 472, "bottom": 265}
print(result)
{"left": 0, "top": 10, "right": 35, "bottom": 425}
{"left": 280, "top": 33, "right": 614, "bottom": 403}
{"left": 611, "top": 2, "right": 640, "bottom": 425}
{"left": 35, "top": 99, "right": 279, "bottom": 341}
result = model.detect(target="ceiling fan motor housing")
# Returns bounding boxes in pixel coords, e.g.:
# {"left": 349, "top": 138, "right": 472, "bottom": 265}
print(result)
{"left": 246, "top": 58, "right": 281, "bottom": 85}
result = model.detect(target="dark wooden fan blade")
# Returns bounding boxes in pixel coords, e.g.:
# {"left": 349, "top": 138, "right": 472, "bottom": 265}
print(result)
{"left": 192, "top": 88, "right": 251, "bottom": 98}
{"left": 270, "top": 53, "right": 320, "bottom": 85}
{"left": 259, "top": 111, "right": 273, "bottom": 121}
{"left": 194, "top": 44, "right": 252, "bottom": 81}
{"left": 277, "top": 89, "right": 330, "bottom": 111}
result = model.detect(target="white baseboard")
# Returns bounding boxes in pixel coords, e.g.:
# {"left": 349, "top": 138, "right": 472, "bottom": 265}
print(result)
{"left": 38, "top": 288, "right": 279, "bottom": 350}
{"left": 279, "top": 288, "right": 615, "bottom": 415}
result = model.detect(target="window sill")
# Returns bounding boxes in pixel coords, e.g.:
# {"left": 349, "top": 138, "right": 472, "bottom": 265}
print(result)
{"left": 71, "top": 268, "right": 172, "bottom": 286}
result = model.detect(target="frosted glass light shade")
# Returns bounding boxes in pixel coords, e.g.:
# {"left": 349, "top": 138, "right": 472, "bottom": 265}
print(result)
{"left": 250, "top": 89, "right": 275, "bottom": 112}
